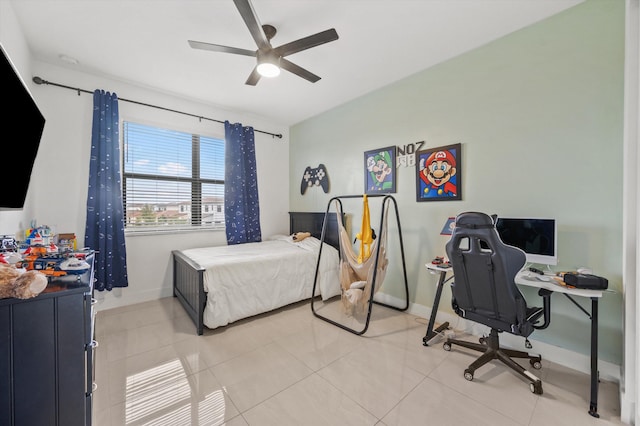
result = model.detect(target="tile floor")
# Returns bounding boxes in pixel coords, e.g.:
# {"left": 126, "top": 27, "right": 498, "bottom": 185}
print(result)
{"left": 93, "top": 296, "right": 624, "bottom": 425}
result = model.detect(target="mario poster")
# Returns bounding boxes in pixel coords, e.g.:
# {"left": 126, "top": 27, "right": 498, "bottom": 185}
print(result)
{"left": 364, "top": 146, "right": 396, "bottom": 194}
{"left": 416, "top": 143, "right": 462, "bottom": 202}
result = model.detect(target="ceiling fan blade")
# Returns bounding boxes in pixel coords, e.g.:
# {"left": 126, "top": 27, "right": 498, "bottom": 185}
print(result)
{"left": 233, "top": 0, "right": 271, "bottom": 50}
{"left": 274, "top": 29, "right": 339, "bottom": 57}
{"left": 245, "top": 67, "right": 261, "bottom": 86}
{"left": 280, "top": 58, "right": 321, "bottom": 83}
{"left": 188, "top": 40, "right": 256, "bottom": 57}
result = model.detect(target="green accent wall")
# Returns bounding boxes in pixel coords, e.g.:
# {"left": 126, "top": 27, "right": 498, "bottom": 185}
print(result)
{"left": 290, "top": 0, "right": 624, "bottom": 365}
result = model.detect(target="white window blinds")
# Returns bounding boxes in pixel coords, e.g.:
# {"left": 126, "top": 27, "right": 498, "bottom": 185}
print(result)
{"left": 122, "top": 121, "right": 225, "bottom": 232}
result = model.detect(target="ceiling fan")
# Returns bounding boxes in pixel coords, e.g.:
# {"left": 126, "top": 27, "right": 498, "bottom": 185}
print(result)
{"left": 188, "top": 0, "right": 339, "bottom": 86}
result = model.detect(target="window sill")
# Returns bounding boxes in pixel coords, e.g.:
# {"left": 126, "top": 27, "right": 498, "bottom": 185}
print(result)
{"left": 125, "top": 226, "right": 224, "bottom": 237}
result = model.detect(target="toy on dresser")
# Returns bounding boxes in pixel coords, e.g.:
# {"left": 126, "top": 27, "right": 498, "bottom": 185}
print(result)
{"left": 0, "top": 263, "right": 47, "bottom": 299}
{"left": 10, "top": 224, "right": 91, "bottom": 279}
{"left": 15, "top": 251, "right": 91, "bottom": 279}
{"left": 22, "top": 225, "right": 59, "bottom": 254}
{"left": 0, "top": 231, "right": 48, "bottom": 299}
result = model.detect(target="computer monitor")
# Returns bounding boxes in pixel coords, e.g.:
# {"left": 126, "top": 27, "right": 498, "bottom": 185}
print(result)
{"left": 495, "top": 217, "right": 558, "bottom": 266}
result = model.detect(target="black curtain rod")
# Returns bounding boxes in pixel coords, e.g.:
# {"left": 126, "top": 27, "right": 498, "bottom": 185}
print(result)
{"left": 32, "top": 76, "right": 283, "bottom": 139}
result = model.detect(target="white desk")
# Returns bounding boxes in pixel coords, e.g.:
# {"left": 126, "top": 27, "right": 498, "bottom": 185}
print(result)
{"left": 424, "top": 265, "right": 605, "bottom": 418}
{"left": 515, "top": 270, "right": 604, "bottom": 418}
{"left": 422, "top": 263, "right": 453, "bottom": 346}
{"left": 515, "top": 270, "right": 605, "bottom": 298}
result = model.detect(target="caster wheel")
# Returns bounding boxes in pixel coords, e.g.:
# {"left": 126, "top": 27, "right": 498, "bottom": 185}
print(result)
{"left": 443, "top": 342, "right": 451, "bottom": 351}
{"left": 464, "top": 369, "right": 474, "bottom": 381}
{"left": 530, "top": 381, "right": 543, "bottom": 395}
{"left": 530, "top": 360, "right": 542, "bottom": 370}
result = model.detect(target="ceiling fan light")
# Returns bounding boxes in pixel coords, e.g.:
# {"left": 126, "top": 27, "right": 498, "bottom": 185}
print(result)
{"left": 257, "top": 62, "right": 280, "bottom": 77}
{"left": 256, "top": 50, "right": 281, "bottom": 78}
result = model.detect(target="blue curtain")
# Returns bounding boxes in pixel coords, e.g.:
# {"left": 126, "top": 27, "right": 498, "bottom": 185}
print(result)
{"left": 224, "top": 121, "right": 262, "bottom": 244}
{"left": 85, "top": 90, "right": 128, "bottom": 291}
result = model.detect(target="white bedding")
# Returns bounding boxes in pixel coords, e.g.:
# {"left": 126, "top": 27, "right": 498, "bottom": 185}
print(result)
{"left": 180, "top": 235, "right": 340, "bottom": 329}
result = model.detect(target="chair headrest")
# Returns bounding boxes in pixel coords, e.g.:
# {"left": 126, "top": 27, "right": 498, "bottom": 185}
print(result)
{"left": 455, "top": 212, "right": 495, "bottom": 230}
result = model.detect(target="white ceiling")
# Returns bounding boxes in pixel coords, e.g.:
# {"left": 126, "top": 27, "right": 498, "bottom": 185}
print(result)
{"left": 11, "top": 0, "right": 583, "bottom": 127}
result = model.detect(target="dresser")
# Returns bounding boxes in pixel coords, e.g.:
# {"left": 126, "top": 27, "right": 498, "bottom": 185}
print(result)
{"left": 0, "top": 253, "right": 96, "bottom": 426}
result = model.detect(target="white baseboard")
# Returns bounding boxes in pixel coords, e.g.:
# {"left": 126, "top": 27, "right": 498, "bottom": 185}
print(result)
{"left": 374, "top": 292, "right": 621, "bottom": 383}
{"left": 93, "top": 286, "right": 174, "bottom": 312}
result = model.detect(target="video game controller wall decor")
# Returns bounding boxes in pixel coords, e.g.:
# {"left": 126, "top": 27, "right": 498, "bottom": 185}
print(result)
{"left": 301, "top": 164, "right": 329, "bottom": 195}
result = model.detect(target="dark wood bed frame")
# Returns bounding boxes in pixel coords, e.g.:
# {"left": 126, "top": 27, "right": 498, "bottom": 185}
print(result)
{"left": 172, "top": 212, "right": 342, "bottom": 335}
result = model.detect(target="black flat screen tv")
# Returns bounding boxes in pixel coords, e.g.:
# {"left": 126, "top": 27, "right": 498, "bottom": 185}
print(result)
{"left": 1, "top": 43, "right": 45, "bottom": 208}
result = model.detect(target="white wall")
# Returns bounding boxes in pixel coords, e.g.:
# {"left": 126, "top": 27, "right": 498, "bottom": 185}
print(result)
{"left": 0, "top": 3, "right": 290, "bottom": 311}
{"left": 29, "top": 62, "right": 290, "bottom": 311}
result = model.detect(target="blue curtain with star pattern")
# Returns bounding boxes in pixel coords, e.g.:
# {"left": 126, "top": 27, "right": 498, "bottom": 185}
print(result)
{"left": 224, "top": 121, "right": 262, "bottom": 244}
{"left": 85, "top": 90, "right": 128, "bottom": 291}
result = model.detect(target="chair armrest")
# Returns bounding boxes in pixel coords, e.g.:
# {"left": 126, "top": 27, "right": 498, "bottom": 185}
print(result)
{"left": 533, "top": 288, "right": 552, "bottom": 330}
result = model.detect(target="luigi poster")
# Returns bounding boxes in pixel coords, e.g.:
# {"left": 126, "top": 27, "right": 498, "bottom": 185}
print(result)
{"left": 364, "top": 146, "right": 396, "bottom": 194}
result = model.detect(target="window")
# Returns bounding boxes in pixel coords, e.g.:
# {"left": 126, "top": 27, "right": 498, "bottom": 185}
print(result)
{"left": 122, "top": 121, "right": 225, "bottom": 232}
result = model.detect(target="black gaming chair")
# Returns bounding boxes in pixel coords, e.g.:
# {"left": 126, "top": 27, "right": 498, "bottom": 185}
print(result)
{"left": 444, "top": 212, "right": 551, "bottom": 394}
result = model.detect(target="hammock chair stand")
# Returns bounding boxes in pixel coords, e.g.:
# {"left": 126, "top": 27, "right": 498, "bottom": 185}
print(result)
{"left": 311, "top": 194, "right": 409, "bottom": 335}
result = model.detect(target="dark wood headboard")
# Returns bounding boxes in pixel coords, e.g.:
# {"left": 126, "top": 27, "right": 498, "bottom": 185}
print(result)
{"left": 289, "top": 212, "right": 343, "bottom": 250}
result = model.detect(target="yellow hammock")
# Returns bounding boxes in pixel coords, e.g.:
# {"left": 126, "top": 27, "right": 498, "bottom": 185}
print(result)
{"left": 355, "top": 194, "right": 373, "bottom": 264}
{"left": 336, "top": 196, "right": 389, "bottom": 314}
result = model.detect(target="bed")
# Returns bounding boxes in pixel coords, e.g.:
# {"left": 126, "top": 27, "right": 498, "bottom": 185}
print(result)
{"left": 172, "top": 212, "right": 343, "bottom": 335}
